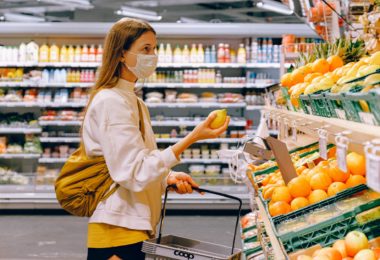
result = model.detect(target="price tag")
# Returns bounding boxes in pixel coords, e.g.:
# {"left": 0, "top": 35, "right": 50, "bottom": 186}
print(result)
{"left": 365, "top": 143, "right": 380, "bottom": 192}
{"left": 292, "top": 121, "right": 297, "bottom": 142}
{"left": 335, "top": 135, "right": 349, "bottom": 172}
{"left": 335, "top": 109, "right": 346, "bottom": 120}
{"left": 318, "top": 129, "right": 328, "bottom": 160}
{"left": 359, "top": 112, "right": 377, "bottom": 126}
{"left": 284, "top": 120, "right": 289, "bottom": 139}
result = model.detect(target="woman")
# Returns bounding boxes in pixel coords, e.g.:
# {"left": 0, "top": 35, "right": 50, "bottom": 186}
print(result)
{"left": 83, "top": 18, "right": 229, "bottom": 259}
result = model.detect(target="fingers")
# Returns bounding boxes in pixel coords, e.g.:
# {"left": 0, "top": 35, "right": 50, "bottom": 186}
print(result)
{"left": 204, "top": 111, "right": 217, "bottom": 125}
{"left": 175, "top": 181, "right": 193, "bottom": 194}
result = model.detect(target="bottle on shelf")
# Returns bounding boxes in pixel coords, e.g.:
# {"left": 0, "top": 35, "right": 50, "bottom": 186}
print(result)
{"left": 245, "top": 38, "right": 251, "bottom": 64}
{"left": 237, "top": 43, "right": 246, "bottom": 64}
{"left": 42, "top": 69, "right": 49, "bottom": 83}
{"left": 88, "top": 44, "right": 96, "bottom": 62}
{"left": 50, "top": 43, "right": 60, "bottom": 63}
{"left": 230, "top": 48, "right": 237, "bottom": 64}
{"left": 39, "top": 43, "right": 49, "bottom": 63}
{"left": 11, "top": 46, "right": 18, "bottom": 63}
{"left": 267, "top": 38, "right": 273, "bottom": 63}
{"left": 96, "top": 44, "right": 103, "bottom": 63}
{"left": 217, "top": 43, "right": 225, "bottom": 63}
{"left": 158, "top": 43, "right": 165, "bottom": 63}
{"left": 210, "top": 45, "right": 217, "bottom": 63}
{"left": 60, "top": 45, "right": 68, "bottom": 63}
{"left": 81, "top": 44, "right": 89, "bottom": 63}
{"left": 26, "top": 40, "right": 39, "bottom": 63}
{"left": 224, "top": 44, "right": 231, "bottom": 63}
{"left": 251, "top": 38, "right": 258, "bottom": 63}
{"left": 190, "top": 43, "right": 197, "bottom": 63}
{"left": 74, "top": 45, "right": 81, "bottom": 63}
{"left": 215, "top": 70, "right": 222, "bottom": 83}
{"left": 173, "top": 44, "right": 182, "bottom": 63}
{"left": 182, "top": 44, "right": 190, "bottom": 63}
{"left": 197, "top": 43, "right": 204, "bottom": 63}
{"left": 18, "top": 42, "right": 27, "bottom": 63}
{"left": 165, "top": 43, "right": 172, "bottom": 63}
{"left": 204, "top": 46, "right": 211, "bottom": 63}
{"left": 67, "top": 45, "right": 75, "bottom": 63}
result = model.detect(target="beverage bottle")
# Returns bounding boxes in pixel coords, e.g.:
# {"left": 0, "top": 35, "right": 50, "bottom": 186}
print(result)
{"left": 74, "top": 45, "right": 81, "bottom": 63}
{"left": 182, "top": 44, "right": 190, "bottom": 63}
{"left": 50, "top": 43, "right": 59, "bottom": 63}
{"left": 60, "top": 45, "right": 67, "bottom": 63}
{"left": 81, "top": 44, "right": 89, "bottom": 62}
{"left": 251, "top": 39, "right": 258, "bottom": 63}
{"left": 42, "top": 69, "right": 49, "bottom": 83}
{"left": 26, "top": 41, "right": 39, "bottom": 63}
{"left": 215, "top": 70, "right": 222, "bottom": 83}
{"left": 230, "top": 49, "right": 237, "bottom": 63}
{"left": 12, "top": 46, "right": 18, "bottom": 63}
{"left": 165, "top": 43, "right": 173, "bottom": 63}
{"left": 88, "top": 44, "right": 96, "bottom": 62}
{"left": 211, "top": 45, "right": 217, "bottom": 63}
{"left": 67, "top": 45, "right": 75, "bottom": 63}
{"left": 96, "top": 44, "right": 103, "bottom": 63}
{"left": 217, "top": 43, "right": 225, "bottom": 63}
{"left": 197, "top": 43, "right": 204, "bottom": 63}
{"left": 158, "top": 43, "right": 165, "bottom": 63}
{"left": 204, "top": 46, "right": 211, "bottom": 63}
{"left": 262, "top": 38, "right": 268, "bottom": 63}
{"left": 267, "top": 38, "right": 273, "bottom": 63}
{"left": 245, "top": 38, "right": 250, "bottom": 64}
{"left": 237, "top": 43, "right": 246, "bottom": 64}
{"left": 173, "top": 44, "right": 182, "bottom": 63}
{"left": 61, "top": 69, "right": 67, "bottom": 83}
{"left": 75, "top": 70, "right": 81, "bottom": 82}
{"left": 224, "top": 44, "right": 231, "bottom": 63}
{"left": 190, "top": 44, "right": 197, "bottom": 63}
{"left": 19, "top": 43, "right": 27, "bottom": 63}
{"left": 39, "top": 43, "right": 49, "bottom": 63}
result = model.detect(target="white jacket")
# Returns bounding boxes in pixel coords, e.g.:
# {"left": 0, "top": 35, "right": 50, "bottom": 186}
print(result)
{"left": 82, "top": 78, "right": 180, "bottom": 235}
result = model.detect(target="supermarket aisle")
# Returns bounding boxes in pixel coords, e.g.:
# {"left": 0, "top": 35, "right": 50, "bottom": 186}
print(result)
{"left": 0, "top": 214, "right": 242, "bottom": 259}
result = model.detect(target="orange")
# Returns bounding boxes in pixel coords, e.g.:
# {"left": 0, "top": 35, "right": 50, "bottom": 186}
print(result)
{"left": 328, "top": 182, "right": 348, "bottom": 197}
{"left": 318, "top": 160, "right": 330, "bottom": 167}
{"left": 261, "top": 175, "right": 271, "bottom": 186}
{"left": 291, "top": 197, "right": 309, "bottom": 211}
{"left": 327, "top": 55, "right": 344, "bottom": 71}
{"left": 328, "top": 160, "right": 350, "bottom": 182}
{"left": 288, "top": 176, "right": 312, "bottom": 198}
{"left": 346, "top": 152, "right": 366, "bottom": 176}
{"left": 313, "top": 256, "right": 330, "bottom": 260}
{"left": 281, "top": 72, "right": 293, "bottom": 88}
{"left": 296, "top": 166, "right": 307, "bottom": 176}
{"left": 308, "top": 189, "right": 328, "bottom": 204}
{"left": 305, "top": 72, "right": 323, "bottom": 83}
{"left": 314, "top": 248, "right": 343, "bottom": 260}
{"left": 263, "top": 186, "right": 277, "bottom": 200}
{"left": 299, "top": 65, "right": 313, "bottom": 75}
{"left": 328, "top": 146, "right": 337, "bottom": 158}
{"left": 312, "top": 58, "right": 330, "bottom": 74}
{"left": 291, "top": 68, "right": 306, "bottom": 85}
{"left": 268, "top": 201, "right": 291, "bottom": 217}
{"left": 346, "top": 175, "right": 366, "bottom": 188}
{"left": 310, "top": 171, "right": 332, "bottom": 191}
{"left": 297, "top": 256, "right": 312, "bottom": 260}
{"left": 333, "top": 240, "right": 348, "bottom": 258}
{"left": 271, "top": 186, "right": 292, "bottom": 203}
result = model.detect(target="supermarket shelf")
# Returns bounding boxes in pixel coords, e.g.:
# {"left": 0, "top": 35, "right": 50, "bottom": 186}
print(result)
{"left": 146, "top": 102, "right": 246, "bottom": 108}
{"left": 0, "top": 82, "right": 93, "bottom": 88}
{"left": 156, "top": 138, "right": 241, "bottom": 143}
{"left": 266, "top": 107, "right": 380, "bottom": 154}
{"left": 0, "top": 102, "right": 87, "bottom": 108}
{"left": 152, "top": 120, "right": 246, "bottom": 127}
{"left": 0, "top": 62, "right": 281, "bottom": 69}
{"left": 256, "top": 197, "right": 287, "bottom": 260}
{"left": 246, "top": 105, "right": 265, "bottom": 111}
{"left": 39, "top": 137, "right": 80, "bottom": 143}
{"left": 0, "top": 127, "right": 42, "bottom": 134}
{"left": 180, "top": 158, "right": 228, "bottom": 164}
{"left": 0, "top": 185, "right": 250, "bottom": 210}
{"left": 0, "top": 154, "right": 40, "bottom": 159}
{"left": 38, "top": 158, "right": 67, "bottom": 164}
{"left": 38, "top": 120, "right": 82, "bottom": 126}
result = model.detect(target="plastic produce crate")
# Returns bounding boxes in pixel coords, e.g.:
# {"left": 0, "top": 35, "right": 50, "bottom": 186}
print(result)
{"left": 345, "top": 89, "right": 380, "bottom": 126}
{"left": 309, "top": 93, "right": 332, "bottom": 117}
{"left": 281, "top": 87, "right": 294, "bottom": 111}
{"left": 276, "top": 196, "right": 380, "bottom": 253}
{"left": 299, "top": 94, "right": 312, "bottom": 114}
{"left": 325, "top": 93, "right": 345, "bottom": 119}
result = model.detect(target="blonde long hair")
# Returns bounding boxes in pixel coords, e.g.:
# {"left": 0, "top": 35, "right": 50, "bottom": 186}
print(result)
{"left": 81, "top": 18, "right": 155, "bottom": 134}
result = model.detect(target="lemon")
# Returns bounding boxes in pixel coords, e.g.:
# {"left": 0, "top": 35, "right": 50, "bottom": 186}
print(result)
{"left": 210, "top": 109, "right": 227, "bottom": 129}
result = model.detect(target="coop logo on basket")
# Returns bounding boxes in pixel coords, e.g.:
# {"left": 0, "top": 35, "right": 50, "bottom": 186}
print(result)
{"left": 173, "top": 249, "right": 195, "bottom": 259}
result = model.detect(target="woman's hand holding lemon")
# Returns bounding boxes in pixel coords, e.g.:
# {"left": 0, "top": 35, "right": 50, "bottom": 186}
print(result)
{"left": 189, "top": 109, "right": 230, "bottom": 141}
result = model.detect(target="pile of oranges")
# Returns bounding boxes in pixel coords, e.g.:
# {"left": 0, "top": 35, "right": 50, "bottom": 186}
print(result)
{"left": 296, "top": 230, "right": 380, "bottom": 260}
{"left": 260, "top": 151, "right": 367, "bottom": 217}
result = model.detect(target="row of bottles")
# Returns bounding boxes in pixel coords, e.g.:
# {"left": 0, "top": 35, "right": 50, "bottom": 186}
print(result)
{"left": 41, "top": 69, "right": 96, "bottom": 83}
{"left": 146, "top": 69, "right": 220, "bottom": 84}
{"left": 0, "top": 42, "right": 103, "bottom": 63}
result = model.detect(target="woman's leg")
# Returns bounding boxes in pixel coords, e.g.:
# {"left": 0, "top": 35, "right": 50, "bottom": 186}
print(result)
{"left": 87, "top": 242, "right": 145, "bottom": 260}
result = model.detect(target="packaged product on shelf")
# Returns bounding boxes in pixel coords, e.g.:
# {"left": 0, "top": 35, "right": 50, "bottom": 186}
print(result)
{"left": 197, "top": 43, "right": 204, "bottom": 63}
{"left": 96, "top": 44, "right": 103, "bottom": 62}
{"left": 200, "top": 92, "right": 217, "bottom": 103}
{"left": 88, "top": 44, "right": 96, "bottom": 62}
{"left": 173, "top": 44, "right": 182, "bottom": 63}
{"left": 0, "top": 167, "right": 29, "bottom": 185}
{"left": 0, "top": 137, "right": 6, "bottom": 154}
{"left": 192, "top": 148, "right": 201, "bottom": 159}
{"left": 190, "top": 43, "right": 197, "bottom": 63}
{"left": 145, "top": 92, "right": 163, "bottom": 103}
{"left": 39, "top": 43, "right": 49, "bottom": 63}
{"left": 182, "top": 44, "right": 190, "bottom": 63}
{"left": 176, "top": 93, "right": 198, "bottom": 103}
{"left": 49, "top": 43, "right": 60, "bottom": 63}
{"left": 60, "top": 45, "right": 67, "bottom": 63}
{"left": 74, "top": 45, "right": 81, "bottom": 63}
{"left": 7, "top": 143, "right": 23, "bottom": 154}
{"left": 218, "top": 93, "right": 244, "bottom": 103}
{"left": 24, "top": 134, "right": 42, "bottom": 154}
{"left": 18, "top": 42, "right": 27, "bottom": 63}
{"left": 67, "top": 45, "right": 75, "bottom": 63}
{"left": 165, "top": 43, "right": 173, "bottom": 63}
{"left": 81, "top": 44, "right": 89, "bottom": 62}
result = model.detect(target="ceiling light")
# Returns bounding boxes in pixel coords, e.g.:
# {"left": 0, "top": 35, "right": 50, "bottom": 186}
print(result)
{"left": 256, "top": 0, "right": 293, "bottom": 15}
{"left": 177, "top": 17, "right": 206, "bottom": 23}
{"left": 4, "top": 12, "right": 45, "bottom": 22}
{"left": 38, "top": 0, "right": 94, "bottom": 10}
{"left": 116, "top": 6, "right": 162, "bottom": 21}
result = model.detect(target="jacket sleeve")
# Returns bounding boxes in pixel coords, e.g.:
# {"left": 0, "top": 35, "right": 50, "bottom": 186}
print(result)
{"left": 89, "top": 95, "right": 180, "bottom": 192}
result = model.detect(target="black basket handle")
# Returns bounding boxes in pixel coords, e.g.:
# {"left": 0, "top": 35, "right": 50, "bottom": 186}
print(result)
{"left": 157, "top": 184, "right": 243, "bottom": 255}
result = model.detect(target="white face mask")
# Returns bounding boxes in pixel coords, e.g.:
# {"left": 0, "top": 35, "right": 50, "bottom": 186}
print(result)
{"left": 124, "top": 52, "right": 158, "bottom": 79}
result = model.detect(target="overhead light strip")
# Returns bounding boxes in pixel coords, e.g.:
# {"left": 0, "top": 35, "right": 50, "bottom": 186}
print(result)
{"left": 116, "top": 6, "right": 162, "bottom": 21}
{"left": 256, "top": 0, "right": 293, "bottom": 15}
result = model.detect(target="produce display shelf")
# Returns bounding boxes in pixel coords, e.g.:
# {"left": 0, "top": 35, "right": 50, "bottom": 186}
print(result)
{"left": 146, "top": 102, "right": 246, "bottom": 108}
{"left": 38, "top": 158, "right": 66, "bottom": 163}
{"left": 38, "top": 121, "right": 82, "bottom": 126}
{"left": 156, "top": 138, "right": 241, "bottom": 143}
{"left": 255, "top": 197, "right": 287, "bottom": 260}
{"left": 0, "top": 127, "right": 42, "bottom": 134}
{"left": 0, "top": 154, "right": 40, "bottom": 159}
{"left": 266, "top": 107, "right": 380, "bottom": 155}
{"left": 246, "top": 105, "right": 265, "bottom": 110}
{"left": 0, "top": 62, "right": 281, "bottom": 69}
{"left": 180, "top": 158, "right": 228, "bottom": 164}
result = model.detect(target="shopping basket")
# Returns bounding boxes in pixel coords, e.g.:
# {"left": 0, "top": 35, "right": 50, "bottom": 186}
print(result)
{"left": 142, "top": 185, "right": 243, "bottom": 260}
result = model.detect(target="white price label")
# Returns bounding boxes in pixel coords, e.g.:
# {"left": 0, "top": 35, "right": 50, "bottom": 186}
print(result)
{"left": 335, "top": 135, "right": 349, "bottom": 172}
{"left": 359, "top": 112, "right": 377, "bottom": 126}
{"left": 284, "top": 122, "right": 289, "bottom": 139}
{"left": 318, "top": 129, "right": 328, "bottom": 160}
{"left": 335, "top": 109, "right": 346, "bottom": 120}
{"left": 365, "top": 144, "right": 380, "bottom": 192}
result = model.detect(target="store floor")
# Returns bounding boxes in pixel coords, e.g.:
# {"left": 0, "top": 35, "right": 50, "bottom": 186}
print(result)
{"left": 0, "top": 214, "right": 242, "bottom": 259}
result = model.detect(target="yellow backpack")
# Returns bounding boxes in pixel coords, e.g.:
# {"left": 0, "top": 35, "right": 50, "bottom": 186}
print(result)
{"left": 55, "top": 99, "right": 145, "bottom": 217}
